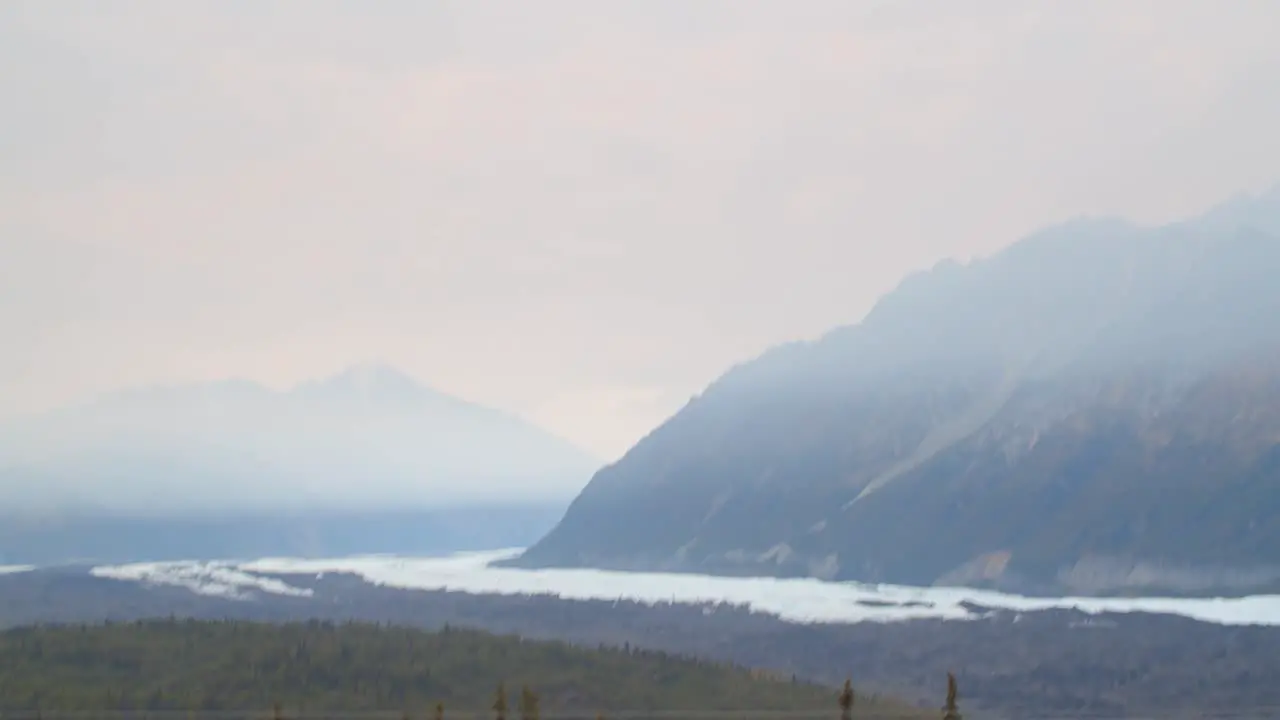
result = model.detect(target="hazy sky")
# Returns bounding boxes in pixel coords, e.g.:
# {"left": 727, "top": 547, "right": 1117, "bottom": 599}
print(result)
{"left": 4, "top": 0, "right": 1280, "bottom": 459}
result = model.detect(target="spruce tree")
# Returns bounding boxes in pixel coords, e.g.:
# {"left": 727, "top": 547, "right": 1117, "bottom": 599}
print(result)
{"left": 519, "top": 684, "right": 541, "bottom": 720}
{"left": 838, "top": 678, "right": 855, "bottom": 720}
{"left": 942, "top": 673, "right": 962, "bottom": 720}
{"left": 492, "top": 681, "right": 508, "bottom": 720}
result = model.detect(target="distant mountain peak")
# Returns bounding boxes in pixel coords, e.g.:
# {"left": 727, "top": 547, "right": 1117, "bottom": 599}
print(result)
{"left": 311, "top": 362, "right": 427, "bottom": 393}
{"left": 286, "top": 363, "right": 454, "bottom": 412}
{"left": 0, "top": 363, "right": 602, "bottom": 519}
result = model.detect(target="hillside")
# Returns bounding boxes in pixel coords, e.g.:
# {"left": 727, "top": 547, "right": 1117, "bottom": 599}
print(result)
{"left": 0, "top": 620, "right": 885, "bottom": 714}
{"left": 0, "top": 365, "right": 599, "bottom": 564}
{"left": 513, "top": 187, "right": 1280, "bottom": 596}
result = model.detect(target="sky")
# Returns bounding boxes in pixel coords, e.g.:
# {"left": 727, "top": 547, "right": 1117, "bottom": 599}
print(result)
{"left": 3, "top": 0, "right": 1280, "bottom": 461}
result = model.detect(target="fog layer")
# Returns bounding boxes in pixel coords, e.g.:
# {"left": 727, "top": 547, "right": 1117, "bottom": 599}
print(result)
{"left": 4, "top": 1, "right": 1280, "bottom": 457}
{"left": 0, "top": 365, "right": 600, "bottom": 515}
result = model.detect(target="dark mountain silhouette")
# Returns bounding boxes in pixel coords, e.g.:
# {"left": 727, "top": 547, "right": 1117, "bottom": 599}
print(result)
{"left": 512, "top": 186, "right": 1280, "bottom": 596}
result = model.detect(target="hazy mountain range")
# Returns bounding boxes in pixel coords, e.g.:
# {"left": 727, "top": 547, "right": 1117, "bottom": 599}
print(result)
{"left": 0, "top": 365, "right": 600, "bottom": 564}
{"left": 512, "top": 186, "right": 1280, "bottom": 597}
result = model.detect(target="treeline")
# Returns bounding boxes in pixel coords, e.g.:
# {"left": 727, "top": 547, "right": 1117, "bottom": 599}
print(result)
{"left": 0, "top": 620, "right": 929, "bottom": 717}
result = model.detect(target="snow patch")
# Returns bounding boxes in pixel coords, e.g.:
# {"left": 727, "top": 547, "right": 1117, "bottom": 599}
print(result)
{"left": 91, "top": 561, "right": 313, "bottom": 600}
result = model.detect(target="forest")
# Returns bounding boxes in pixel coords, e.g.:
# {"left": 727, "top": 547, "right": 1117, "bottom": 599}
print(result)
{"left": 0, "top": 619, "right": 925, "bottom": 718}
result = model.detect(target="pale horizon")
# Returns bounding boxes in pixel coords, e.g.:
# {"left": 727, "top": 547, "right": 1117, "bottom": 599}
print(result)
{"left": 3, "top": 180, "right": 1275, "bottom": 466}
{"left": 5, "top": 1, "right": 1280, "bottom": 459}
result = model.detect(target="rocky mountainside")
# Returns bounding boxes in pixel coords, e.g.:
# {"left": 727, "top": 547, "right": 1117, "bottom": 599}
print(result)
{"left": 0, "top": 365, "right": 599, "bottom": 564}
{"left": 512, "top": 188, "right": 1280, "bottom": 596}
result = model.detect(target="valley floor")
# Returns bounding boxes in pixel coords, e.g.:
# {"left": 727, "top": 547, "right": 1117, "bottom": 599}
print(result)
{"left": 3, "top": 563, "right": 1280, "bottom": 718}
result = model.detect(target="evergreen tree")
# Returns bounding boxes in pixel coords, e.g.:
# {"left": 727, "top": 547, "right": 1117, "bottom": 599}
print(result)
{"left": 838, "top": 678, "right": 855, "bottom": 720}
{"left": 519, "top": 684, "right": 540, "bottom": 720}
{"left": 492, "top": 681, "right": 508, "bottom": 720}
{"left": 942, "top": 673, "right": 961, "bottom": 720}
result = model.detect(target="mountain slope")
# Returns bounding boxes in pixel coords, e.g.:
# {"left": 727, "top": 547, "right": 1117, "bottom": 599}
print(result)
{"left": 0, "top": 365, "right": 600, "bottom": 564}
{"left": 513, "top": 187, "right": 1280, "bottom": 595}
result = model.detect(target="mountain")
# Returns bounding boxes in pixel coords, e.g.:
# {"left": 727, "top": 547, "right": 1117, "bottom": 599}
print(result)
{"left": 512, "top": 187, "right": 1280, "bottom": 596}
{"left": 0, "top": 364, "right": 600, "bottom": 564}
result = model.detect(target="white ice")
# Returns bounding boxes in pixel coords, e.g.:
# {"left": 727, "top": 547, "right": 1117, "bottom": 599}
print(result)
{"left": 91, "top": 548, "right": 1280, "bottom": 626}
{"left": 91, "top": 561, "right": 313, "bottom": 600}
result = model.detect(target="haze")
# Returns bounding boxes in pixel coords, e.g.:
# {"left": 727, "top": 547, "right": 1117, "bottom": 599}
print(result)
{"left": 4, "top": 0, "right": 1280, "bottom": 461}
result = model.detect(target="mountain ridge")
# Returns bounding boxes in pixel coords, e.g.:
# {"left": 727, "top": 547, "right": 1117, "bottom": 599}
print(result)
{"left": 0, "top": 364, "right": 599, "bottom": 564}
{"left": 511, "top": 186, "right": 1280, "bottom": 596}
